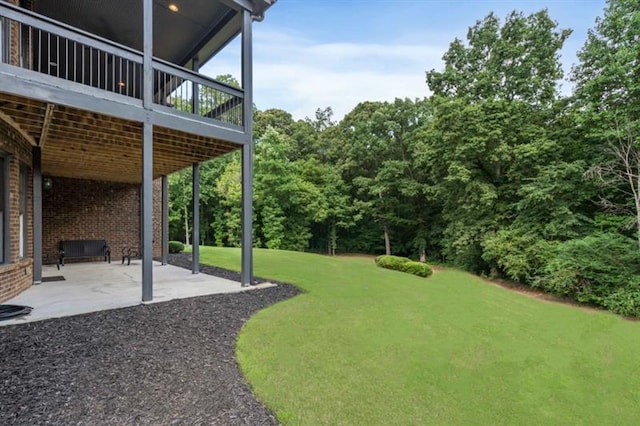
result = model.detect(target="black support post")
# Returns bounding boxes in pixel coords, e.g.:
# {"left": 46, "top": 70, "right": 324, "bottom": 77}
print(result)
{"left": 192, "top": 163, "right": 200, "bottom": 274}
{"left": 141, "top": 0, "right": 154, "bottom": 302}
{"left": 161, "top": 175, "right": 168, "bottom": 265}
{"left": 240, "top": 10, "right": 254, "bottom": 286}
{"left": 32, "top": 146, "right": 42, "bottom": 285}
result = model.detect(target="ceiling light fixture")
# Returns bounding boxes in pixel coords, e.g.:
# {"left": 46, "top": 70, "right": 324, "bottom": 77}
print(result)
{"left": 43, "top": 177, "right": 53, "bottom": 190}
{"left": 117, "top": 81, "right": 126, "bottom": 87}
{"left": 168, "top": 3, "right": 178, "bottom": 12}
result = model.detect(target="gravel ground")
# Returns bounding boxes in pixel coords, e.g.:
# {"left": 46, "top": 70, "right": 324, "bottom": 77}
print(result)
{"left": 0, "top": 257, "right": 300, "bottom": 425}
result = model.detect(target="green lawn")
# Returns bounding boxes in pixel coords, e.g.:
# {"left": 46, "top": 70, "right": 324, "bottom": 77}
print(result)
{"left": 197, "top": 246, "right": 640, "bottom": 425}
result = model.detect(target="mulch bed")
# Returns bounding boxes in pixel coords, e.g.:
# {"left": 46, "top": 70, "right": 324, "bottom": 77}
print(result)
{"left": 0, "top": 256, "right": 300, "bottom": 425}
{"left": 165, "top": 253, "right": 269, "bottom": 284}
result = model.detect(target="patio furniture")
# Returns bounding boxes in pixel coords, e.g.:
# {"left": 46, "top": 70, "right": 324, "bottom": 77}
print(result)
{"left": 122, "top": 246, "right": 140, "bottom": 266}
{"left": 58, "top": 239, "right": 111, "bottom": 270}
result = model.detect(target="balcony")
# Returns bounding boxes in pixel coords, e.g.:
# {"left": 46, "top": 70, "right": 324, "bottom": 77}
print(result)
{"left": 0, "top": 0, "right": 267, "bottom": 183}
{"left": 0, "top": 2, "right": 245, "bottom": 132}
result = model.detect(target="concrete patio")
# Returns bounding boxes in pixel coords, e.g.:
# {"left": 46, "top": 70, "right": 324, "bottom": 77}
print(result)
{"left": 1, "top": 261, "right": 273, "bottom": 326}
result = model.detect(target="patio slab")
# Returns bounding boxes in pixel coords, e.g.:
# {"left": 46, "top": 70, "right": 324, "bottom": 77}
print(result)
{"left": 1, "top": 261, "right": 274, "bottom": 326}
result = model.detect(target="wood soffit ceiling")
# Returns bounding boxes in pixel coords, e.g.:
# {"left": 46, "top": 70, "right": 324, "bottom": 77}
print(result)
{"left": 0, "top": 93, "right": 238, "bottom": 183}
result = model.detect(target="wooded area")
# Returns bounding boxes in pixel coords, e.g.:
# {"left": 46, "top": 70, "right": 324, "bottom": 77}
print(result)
{"left": 170, "top": 0, "right": 640, "bottom": 316}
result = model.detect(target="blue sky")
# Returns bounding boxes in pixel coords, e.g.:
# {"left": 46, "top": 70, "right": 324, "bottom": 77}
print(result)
{"left": 203, "top": 0, "right": 608, "bottom": 121}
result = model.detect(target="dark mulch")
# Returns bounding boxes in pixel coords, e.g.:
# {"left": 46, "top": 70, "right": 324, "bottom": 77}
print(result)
{"left": 166, "top": 253, "right": 269, "bottom": 284}
{"left": 0, "top": 258, "right": 300, "bottom": 425}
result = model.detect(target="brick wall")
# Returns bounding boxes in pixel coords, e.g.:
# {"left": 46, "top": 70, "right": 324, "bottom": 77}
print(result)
{"left": 0, "top": 116, "right": 34, "bottom": 302}
{"left": 1, "top": 0, "right": 167, "bottom": 302}
{"left": 0, "top": 0, "right": 34, "bottom": 302}
{"left": 43, "top": 177, "right": 162, "bottom": 265}
{"left": 0, "top": 259, "right": 33, "bottom": 301}
{"left": 9, "top": 0, "right": 20, "bottom": 66}
{"left": 8, "top": 0, "right": 34, "bottom": 67}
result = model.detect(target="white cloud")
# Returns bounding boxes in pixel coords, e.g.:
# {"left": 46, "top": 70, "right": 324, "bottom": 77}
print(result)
{"left": 254, "top": 30, "right": 445, "bottom": 120}
{"left": 202, "top": 29, "right": 447, "bottom": 121}
{"left": 197, "top": 0, "right": 604, "bottom": 123}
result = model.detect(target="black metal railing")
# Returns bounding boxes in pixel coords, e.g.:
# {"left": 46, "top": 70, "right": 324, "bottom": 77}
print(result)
{"left": 0, "top": 2, "right": 244, "bottom": 128}
{"left": 153, "top": 60, "right": 244, "bottom": 127}
{"left": 0, "top": 3, "right": 143, "bottom": 98}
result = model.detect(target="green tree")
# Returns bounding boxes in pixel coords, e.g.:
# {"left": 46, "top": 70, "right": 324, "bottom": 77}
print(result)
{"left": 338, "top": 99, "right": 437, "bottom": 258}
{"left": 214, "top": 158, "right": 242, "bottom": 247}
{"left": 298, "top": 157, "right": 356, "bottom": 255}
{"left": 423, "top": 10, "right": 577, "bottom": 273}
{"left": 426, "top": 10, "right": 571, "bottom": 105}
{"left": 572, "top": 0, "right": 640, "bottom": 123}
{"left": 254, "top": 108, "right": 296, "bottom": 139}
{"left": 339, "top": 101, "right": 400, "bottom": 255}
{"left": 168, "top": 168, "right": 192, "bottom": 244}
{"left": 254, "top": 127, "right": 327, "bottom": 250}
{"left": 573, "top": 0, "right": 640, "bottom": 247}
{"left": 585, "top": 125, "right": 640, "bottom": 248}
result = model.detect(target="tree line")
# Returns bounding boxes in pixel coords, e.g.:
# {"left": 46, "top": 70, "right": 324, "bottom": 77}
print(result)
{"left": 170, "top": 0, "right": 640, "bottom": 316}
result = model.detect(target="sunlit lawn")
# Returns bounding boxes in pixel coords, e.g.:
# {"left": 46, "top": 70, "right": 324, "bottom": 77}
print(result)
{"left": 197, "top": 246, "right": 640, "bottom": 425}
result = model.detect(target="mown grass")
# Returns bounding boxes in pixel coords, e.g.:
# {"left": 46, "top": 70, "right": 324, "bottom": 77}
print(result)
{"left": 197, "top": 246, "right": 640, "bottom": 425}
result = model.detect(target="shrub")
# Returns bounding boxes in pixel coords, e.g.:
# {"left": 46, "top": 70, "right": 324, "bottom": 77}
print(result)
{"left": 169, "top": 241, "right": 185, "bottom": 254}
{"left": 375, "top": 255, "right": 411, "bottom": 271}
{"left": 482, "top": 229, "right": 553, "bottom": 283}
{"left": 376, "top": 255, "right": 432, "bottom": 278}
{"left": 602, "top": 289, "right": 640, "bottom": 318}
{"left": 401, "top": 261, "right": 433, "bottom": 277}
{"left": 535, "top": 232, "right": 640, "bottom": 313}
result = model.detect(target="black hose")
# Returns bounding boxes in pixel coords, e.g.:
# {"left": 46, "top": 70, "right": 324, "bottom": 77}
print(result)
{"left": 0, "top": 305, "right": 33, "bottom": 320}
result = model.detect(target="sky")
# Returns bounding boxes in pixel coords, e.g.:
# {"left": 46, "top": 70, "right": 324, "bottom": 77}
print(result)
{"left": 202, "top": 0, "right": 608, "bottom": 121}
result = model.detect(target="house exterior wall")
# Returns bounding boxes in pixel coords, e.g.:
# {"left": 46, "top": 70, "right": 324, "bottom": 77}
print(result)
{"left": 42, "top": 177, "right": 162, "bottom": 265}
{"left": 8, "top": 1, "right": 33, "bottom": 66}
{"left": 0, "top": 119, "right": 33, "bottom": 302}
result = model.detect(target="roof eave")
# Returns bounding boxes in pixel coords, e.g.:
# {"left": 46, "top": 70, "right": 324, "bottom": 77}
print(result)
{"left": 186, "top": 0, "right": 276, "bottom": 68}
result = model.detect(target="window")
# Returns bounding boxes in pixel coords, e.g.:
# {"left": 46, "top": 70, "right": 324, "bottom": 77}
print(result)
{"left": 0, "top": 156, "right": 5, "bottom": 263}
{"left": 0, "top": 18, "right": 3, "bottom": 64}
{"left": 19, "top": 165, "right": 27, "bottom": 258}
{"left": 0, "top": 17, "right": 7, "bottom": 65}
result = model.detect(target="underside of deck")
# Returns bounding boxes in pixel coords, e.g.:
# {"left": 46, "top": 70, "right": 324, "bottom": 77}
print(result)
{"left": 0, "top": 92, "right": 238, "bottom": 183}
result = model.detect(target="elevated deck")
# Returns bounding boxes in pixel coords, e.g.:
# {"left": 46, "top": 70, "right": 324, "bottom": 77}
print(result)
{"left": 0, "top": 0, "right": 271, "bottom": 296}
{"left": 0, "top": 2, "right": 251, "bottom": 182}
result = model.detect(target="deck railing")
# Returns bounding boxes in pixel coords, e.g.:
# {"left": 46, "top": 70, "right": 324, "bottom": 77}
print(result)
{"left": 153, "top": 60, "right": 244, "bottom": 127}
{"left": 0, "top": 2, "right": 244, "bottom": 128}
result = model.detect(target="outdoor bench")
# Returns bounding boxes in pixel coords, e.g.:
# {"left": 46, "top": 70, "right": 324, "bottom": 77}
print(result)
{"left": 58, "top": 239, "right": 111, "bottom": 269}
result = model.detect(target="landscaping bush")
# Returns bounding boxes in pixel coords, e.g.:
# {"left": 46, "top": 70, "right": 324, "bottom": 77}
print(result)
{"left": 534, "top": 232, "right": 640, "bottom": 315}
{"left": 169, "top": 241, "right": 185, "bottom": 254}
{"left": 602, "top": 288, "right": 640, "bottom": 318}
{"left": 375, "top": 255, "right": 412, "bottom": 271}
{"left": 401, "top": 261, "right": 433, "bottom": 277}
{"left": 482, "top": 229, "right": 553, "bottom": 283}
{"left": 376, "top": 255, "right": 432, "bottom": 278}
